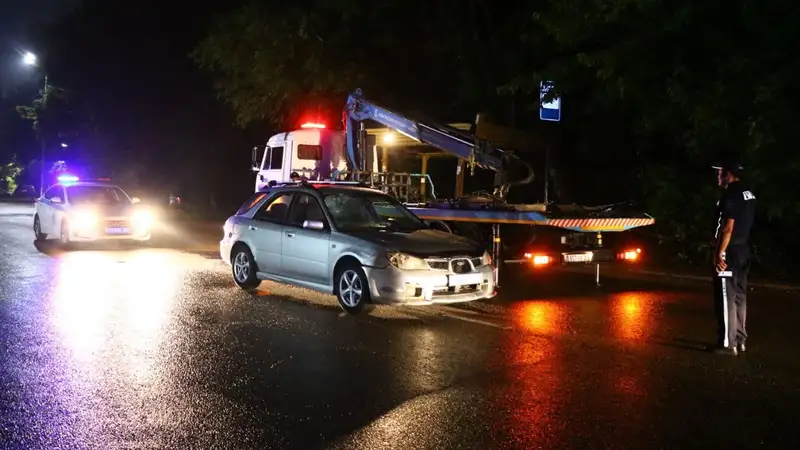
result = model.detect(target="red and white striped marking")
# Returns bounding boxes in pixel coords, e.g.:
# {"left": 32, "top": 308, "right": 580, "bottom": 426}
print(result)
{"left": 546, "top": 217, "right": 655, "bottom": 230}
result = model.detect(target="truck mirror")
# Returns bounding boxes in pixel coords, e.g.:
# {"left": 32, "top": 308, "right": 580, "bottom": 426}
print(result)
{"left": 251, "top": 145, "right": 265, "bottom": 172}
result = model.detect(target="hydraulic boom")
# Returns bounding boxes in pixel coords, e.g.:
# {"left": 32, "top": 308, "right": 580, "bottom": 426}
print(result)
{"left": 343, "top": 88, "right": 533, "bottom": 198}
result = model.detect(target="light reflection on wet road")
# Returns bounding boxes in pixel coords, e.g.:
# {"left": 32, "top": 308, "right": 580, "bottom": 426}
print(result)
{"left": 2, "top": 203, "right": 800, "bottom": 449}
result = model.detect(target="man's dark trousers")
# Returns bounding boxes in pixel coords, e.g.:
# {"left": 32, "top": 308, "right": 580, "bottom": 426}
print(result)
{"left": 714, "top": 245, "right": 750, "bottom": 348}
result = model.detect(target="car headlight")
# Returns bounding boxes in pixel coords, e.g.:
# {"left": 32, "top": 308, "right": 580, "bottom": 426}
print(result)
{"left": 72, "top": 210, "right": 98, "bottom": 230}
{"left": 132, "top": 210, "right": 154, "bottom": 231}
{"left": 386, "top": 252, "right": 429, "bottom": 270}
{"left": 481, "top": 251, "right": 492, "bottom": 266}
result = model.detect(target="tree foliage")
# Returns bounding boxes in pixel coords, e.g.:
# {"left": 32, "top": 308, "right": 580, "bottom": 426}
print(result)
{"left": 0, "top": 155, "right": 23, "bottom": 195}
{"left": 16, "top": 83, "right": 75, "bottom": 141}
{"left": 527, "top": 0, "right": 800, "bottom": 270}
{"left": 192, "top": 0, "right": 530, "bottom": 128}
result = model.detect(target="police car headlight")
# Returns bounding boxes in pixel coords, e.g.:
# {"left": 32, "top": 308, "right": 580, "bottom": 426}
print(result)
{"left": 72, "top": 210, "right": 98, "bottom": 231}
{"left": 132, "top": 210, "right": 154, "bottom": 232}
{"left": 386, "top": 252, "right": 429, "bottom": 270}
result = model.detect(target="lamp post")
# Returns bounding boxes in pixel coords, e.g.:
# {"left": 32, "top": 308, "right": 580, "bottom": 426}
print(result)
{"left": 22, "top": 51, "right": 49, "bottom": 196}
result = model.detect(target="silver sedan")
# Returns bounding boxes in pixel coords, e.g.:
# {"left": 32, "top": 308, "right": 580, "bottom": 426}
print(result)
{"left": 220, "top": 184, "right": 495, "bottom": 314}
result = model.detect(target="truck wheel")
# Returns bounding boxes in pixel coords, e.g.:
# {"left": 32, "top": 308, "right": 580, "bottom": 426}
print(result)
{"left": 335, "top": 262, "right": 370, "bottom": 315}
{"left": 33, "top": 215, "right": 47, "bottom": 241}
{"left": 231, "top": 245, "right": 261, "bottom": 290}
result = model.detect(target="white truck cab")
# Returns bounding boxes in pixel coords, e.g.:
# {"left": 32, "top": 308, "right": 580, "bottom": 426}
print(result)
{"left": 251, "top": 123, "right": 348, "bottom": 192}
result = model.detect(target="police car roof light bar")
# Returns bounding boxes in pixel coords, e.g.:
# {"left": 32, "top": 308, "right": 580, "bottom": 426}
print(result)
{"left": 57, "top": 174, "right": 79, "bottom": 183}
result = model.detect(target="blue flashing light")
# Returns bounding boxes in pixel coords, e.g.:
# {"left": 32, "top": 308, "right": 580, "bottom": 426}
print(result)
{"left": 58, "top": 174, "right": 79, "bottom": 184}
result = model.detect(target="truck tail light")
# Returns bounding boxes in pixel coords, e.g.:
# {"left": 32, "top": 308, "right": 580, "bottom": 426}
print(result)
{"left": 617, "top": 248, "right": 642, "bottom": 262}
{"left": 524, "top": 252, "right": 552, "bottom": 266}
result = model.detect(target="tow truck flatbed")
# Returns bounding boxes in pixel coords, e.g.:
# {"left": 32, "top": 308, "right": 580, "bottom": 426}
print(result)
{"left": 404, "top": 204, "right": 654, "bottom": 232}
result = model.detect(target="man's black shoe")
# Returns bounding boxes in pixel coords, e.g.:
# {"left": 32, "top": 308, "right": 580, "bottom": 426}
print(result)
{"left": 712, "top": 346, "right": 738, "bottom": 356}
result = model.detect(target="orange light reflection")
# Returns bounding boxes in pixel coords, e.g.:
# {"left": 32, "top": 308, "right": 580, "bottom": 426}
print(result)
{"left": 514, "top": 301, "right": 568, "bottom": 337}
{"left": 609, "top": 291, "right": 658, "bottom": 341}
{"left": 497, "top": 302, "right": 565, "bottom": 445}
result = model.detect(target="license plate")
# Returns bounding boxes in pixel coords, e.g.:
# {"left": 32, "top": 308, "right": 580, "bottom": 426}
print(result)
{"left": 563, "top": 252, "right": 593, "bottom": 263}
{"left": 106, "top": 227, "right": 130, "bottom": 234}
{"left": 448, "top": 273, "right": 484, "bottom": 286}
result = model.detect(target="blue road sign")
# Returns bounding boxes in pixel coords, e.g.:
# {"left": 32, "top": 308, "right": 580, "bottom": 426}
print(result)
{"left": 539, "top": 81, "right": 561, "bottom": 122}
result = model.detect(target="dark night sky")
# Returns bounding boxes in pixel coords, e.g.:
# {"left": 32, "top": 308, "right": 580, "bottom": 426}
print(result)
{"left": 1, "top": 0, "right": 81, "bottom": 91}
{"left": 0, "top": 0, "right": 81, "bottom": 40}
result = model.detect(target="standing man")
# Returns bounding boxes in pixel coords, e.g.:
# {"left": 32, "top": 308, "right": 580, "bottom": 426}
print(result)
{"left": 711, "top": 158, "right": 756, "bottom": 356}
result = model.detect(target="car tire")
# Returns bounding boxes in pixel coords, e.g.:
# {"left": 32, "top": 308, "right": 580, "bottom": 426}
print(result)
{"left": 231, "top": 245, "right": 261, "bottom": 290}
{"left": 33, "top": 215, "right": 47, "bottom": 241}
{"left": 335, "top": 262, "right": 370, "bottom": 315}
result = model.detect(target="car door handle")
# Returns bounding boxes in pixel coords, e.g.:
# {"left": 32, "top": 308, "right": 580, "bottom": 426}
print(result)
{"left": 286, "top": 231, "right": 295, "bottom": 238}
{"left": 249, "top": 225, "right": 258, "bottom": 231}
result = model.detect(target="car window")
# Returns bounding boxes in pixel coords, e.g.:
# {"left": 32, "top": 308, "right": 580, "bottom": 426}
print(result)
{"left": 236, "top": 192, "right": 269, "bottom": 215}
{"left": 253, "top": 193, "right": 293, "bottom": 222}
{"left": 67, "top": 185, "right": 128, "bottom": 204}
{"left": 286, "top": 193, "right": 327, "bottom": 227}
{"left": 322, "top": 190, "right": 426, "bottom": 232}
{"left": 44, "top": 186, "right": 64, "bottom": 202}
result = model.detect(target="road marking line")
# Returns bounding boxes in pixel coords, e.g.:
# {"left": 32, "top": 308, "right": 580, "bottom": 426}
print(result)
{"left": 436, "top": 312, "right": 512, "bottom": 329}
{"left": 439, "top": 304, "right": 504, "bottom": 319}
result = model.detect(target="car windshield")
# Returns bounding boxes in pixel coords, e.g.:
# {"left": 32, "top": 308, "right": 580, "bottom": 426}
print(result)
{"left": 322, "top": 190, "right": 426, "bottom": 232}
{"left": 67, "top": 185, "right": 129, "bottom": 204}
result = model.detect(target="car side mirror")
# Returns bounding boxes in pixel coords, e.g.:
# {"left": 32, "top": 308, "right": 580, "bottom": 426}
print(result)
{"left": 131, "top": 197, "right": 141, "bottom": 204}
{"left": 303, "top": 220, "right": 325, "bottom": 230}
{"left": 51, "top": 197, "right": 62, "bottom": 204}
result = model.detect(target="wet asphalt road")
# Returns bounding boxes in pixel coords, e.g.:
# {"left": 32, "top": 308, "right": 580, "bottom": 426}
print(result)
{"left": 1, "top": 202, "right": 799, "bottom": 449}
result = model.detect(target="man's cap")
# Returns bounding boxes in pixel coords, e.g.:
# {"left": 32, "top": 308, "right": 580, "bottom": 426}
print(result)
{"left": 711, "top": 157, "right": 744, "bottom": 174}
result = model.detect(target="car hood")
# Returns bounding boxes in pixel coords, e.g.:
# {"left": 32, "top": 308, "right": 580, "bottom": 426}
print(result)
{"left": 73, "top": 203, "right": 136, "bottom": 217}
{"left": 348, "top": 229, "right": 484, "bottom": 258}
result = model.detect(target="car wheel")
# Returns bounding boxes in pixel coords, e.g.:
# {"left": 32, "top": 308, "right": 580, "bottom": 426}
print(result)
{"left": 33, "top": 215, "right": 47, "bottom": 241}
{"left": 336, "top": 263, "right": 370, "bottom": 315}
{"left": 60, "top": 221, "right": 72, "bottom": 248}
{"left": 231, "top": 245, "right": 261, "bottom": 290}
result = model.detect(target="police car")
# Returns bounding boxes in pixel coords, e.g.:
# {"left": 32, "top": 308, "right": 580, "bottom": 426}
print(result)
{"left": 33, "top": 175, "right": 154, "bottom": 246}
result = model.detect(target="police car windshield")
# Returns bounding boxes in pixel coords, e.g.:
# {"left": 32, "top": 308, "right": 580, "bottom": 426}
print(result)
{"left": 67, "top": 185, "right": 129, "bottom": 204}
{"left": 322, "top": 190, "right": 426, "bottom": 232}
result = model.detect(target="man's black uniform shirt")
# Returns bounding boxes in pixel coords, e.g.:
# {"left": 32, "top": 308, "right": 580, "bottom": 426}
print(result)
{"left": 714, "top": 181, "right": 756, "bottom": 246}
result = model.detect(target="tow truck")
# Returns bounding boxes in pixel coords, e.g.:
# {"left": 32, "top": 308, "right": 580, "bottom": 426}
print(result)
{"left": 250, "top": 89, "right": 654, "bottom": 286}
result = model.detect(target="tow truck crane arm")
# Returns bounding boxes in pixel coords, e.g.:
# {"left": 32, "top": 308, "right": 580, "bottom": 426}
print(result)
{"left": 343, "top": 88, "right": 533, "bottom": 196}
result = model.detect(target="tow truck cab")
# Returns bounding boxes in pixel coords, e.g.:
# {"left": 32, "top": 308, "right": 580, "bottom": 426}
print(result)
{"left": 251, "top": 123, "right": 349, "bottom": 192}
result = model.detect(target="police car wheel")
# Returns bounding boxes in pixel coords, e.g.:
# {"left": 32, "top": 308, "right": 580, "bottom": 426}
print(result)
{"left": 33, "top": 215, "right": 47, "bottom": 241}
{"left": 231, "top": 245, "right": 261, "bottom": 290}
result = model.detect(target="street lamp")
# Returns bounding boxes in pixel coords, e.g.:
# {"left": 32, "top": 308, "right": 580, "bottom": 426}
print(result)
{"left": 22, "top": 52, "right": 37, "bottom": 66}
{"left": 21, "top": 51, "right": 49, "bottom": 196}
